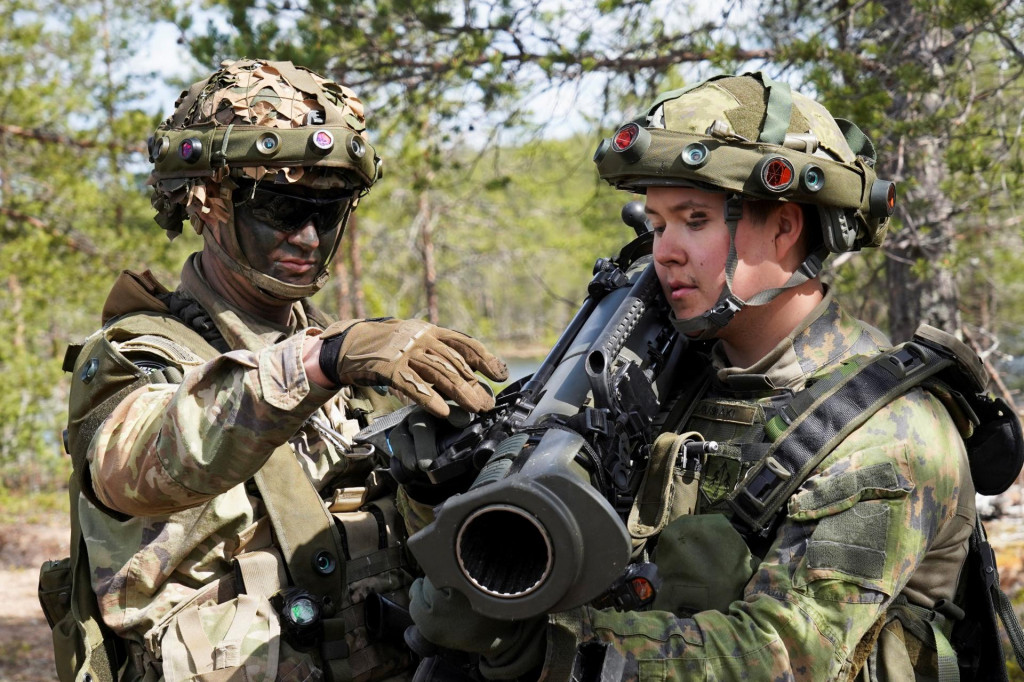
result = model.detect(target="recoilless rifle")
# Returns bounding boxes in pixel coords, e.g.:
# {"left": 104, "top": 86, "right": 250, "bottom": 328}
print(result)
{"left": 362, "top": 202, "right": 688, "bottom": 621}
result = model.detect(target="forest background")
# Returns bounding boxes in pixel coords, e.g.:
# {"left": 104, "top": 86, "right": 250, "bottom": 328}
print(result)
{"left": 2, "top": 0, "right": 1024, "bottom": 677}
{"left": 1, "top": 0, "right": 1023, "bottom": 503}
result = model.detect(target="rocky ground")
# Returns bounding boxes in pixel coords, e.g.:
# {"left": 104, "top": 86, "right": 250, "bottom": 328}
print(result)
{"left": 2, "top": 500, "right": 1023, "bottom": 681}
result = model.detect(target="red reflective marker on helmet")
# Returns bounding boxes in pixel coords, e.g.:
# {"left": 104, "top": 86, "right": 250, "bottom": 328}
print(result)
{"left": 179, "top": 138, "right": 203, "bottom": 163}
{"left": 613, "top": 123, "right": 641, "bottom": 151}
{"left": 869, "top": 179, "right": 897, "bottom": 217}
{"left": 611, "top": 122, "right": 651, "bottom": 164}
{"left": 758, "top": 156, "right": 795, "bottom": 192}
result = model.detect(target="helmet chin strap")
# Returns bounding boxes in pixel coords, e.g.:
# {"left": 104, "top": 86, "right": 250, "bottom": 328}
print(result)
{"left": 202, "top": 187, "right": 352, "bottom": 302}
{"left": 671, "top": 194, "right": 826, "bottom": 341}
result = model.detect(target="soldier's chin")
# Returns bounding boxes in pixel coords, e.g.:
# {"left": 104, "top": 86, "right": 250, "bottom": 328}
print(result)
{"left": 272, "top": 264, "right": 319, "bottom": 285}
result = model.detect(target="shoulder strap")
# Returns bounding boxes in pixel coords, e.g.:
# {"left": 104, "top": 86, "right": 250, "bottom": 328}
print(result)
{"left": 727, "top": 338, "right": 954, "bottom": 535}
{"left": 253, "top": 446, "right": 352, "bottom": 680}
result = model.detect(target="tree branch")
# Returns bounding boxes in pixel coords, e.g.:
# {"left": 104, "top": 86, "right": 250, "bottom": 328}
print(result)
{"left": 345, "top": 45, "right": 776, "bottom": 87}
{"left": 0, "top": 123, "right": 147, "bottom": 155}
{"left": 0, "top": 206, "right": 101, "bottom": 256}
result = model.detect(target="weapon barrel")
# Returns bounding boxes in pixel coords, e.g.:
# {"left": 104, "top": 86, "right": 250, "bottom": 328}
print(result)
{"left": 456, "top": 503, "right": 553, "bottom": 598}
{"left": 522, "top": 264, "right": 656, "bottom": 426}
{"left": 520, "top": 294, "right": 599, "bottom": 403}
{"left": 585, "top": 266, "right": 665, "bottom": 409}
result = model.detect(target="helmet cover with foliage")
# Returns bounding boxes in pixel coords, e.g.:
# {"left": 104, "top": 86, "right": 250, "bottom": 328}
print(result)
{"left": 594, "top": 71, "right": 897, "bottom": 337}
{"left": 147, "top": 58, "right": 382, "bottom": 300}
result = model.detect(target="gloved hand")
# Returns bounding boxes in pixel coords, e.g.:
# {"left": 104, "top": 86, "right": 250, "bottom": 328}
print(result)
{"left": 318, "top": 318, "right": 508, "bottom": 418}
{"left": 409, "top": 577, "right": 546, "bottom": 679}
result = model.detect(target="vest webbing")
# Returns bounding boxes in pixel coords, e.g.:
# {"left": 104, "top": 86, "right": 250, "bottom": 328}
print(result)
{"left": 726, "top": 339, "right": 953, "bottom": 535}
{"left": 890, "top": 596, "right": 961, "bottom": 682}
{"left": 69, "top": 311, "right": 353, "bottom": 680}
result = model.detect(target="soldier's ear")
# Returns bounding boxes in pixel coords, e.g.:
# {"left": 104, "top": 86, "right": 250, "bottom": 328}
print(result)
{"left": 772, "top": 202, "right": 805, "bottom": 266}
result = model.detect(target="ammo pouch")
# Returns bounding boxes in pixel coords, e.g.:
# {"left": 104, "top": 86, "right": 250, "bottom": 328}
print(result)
{"left": 143, "top": 486, "right": 417, "bottom": 682}
{"left": 856, "top": 596, "right": 960, "bottom": 681}
{"left": 627, "top": 431, "right": 704, "bottom": 541}
{"left": 650, "top": 513, "right": 758, "bottom": 616}
{"left": 626, "top": 432, "right": 758, "bottom": 617}
{"left": 329, "top": 491, "right": 416, "bottom": 680}
{"left": 38, "top": 530, "right": 125, "bottom": 682}
{"left": 154, "top": 568, "right": 287, "bottom": 682}
{"left": 38, "top": 557, "right": 72, "bottom": 630}
{"left": 622, "top": 430, "right": 712, "bottom": 548}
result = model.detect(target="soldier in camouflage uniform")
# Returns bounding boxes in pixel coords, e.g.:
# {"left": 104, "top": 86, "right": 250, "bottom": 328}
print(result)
{"left": 408, "top": 73, "right": 976, "bottom": 680}
{"left": 60, "top": 59, "right": 507, "bottom": 682}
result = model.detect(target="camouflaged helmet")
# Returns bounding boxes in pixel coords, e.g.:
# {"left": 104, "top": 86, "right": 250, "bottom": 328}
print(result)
{"left": 147, "top": 58, "right": 382, "bottom": 300}
{"left": 595, "top": 71, "right": 895, "bottom": 254}
{"left": 594, "top": 72, "right": 897, "bottom": 338}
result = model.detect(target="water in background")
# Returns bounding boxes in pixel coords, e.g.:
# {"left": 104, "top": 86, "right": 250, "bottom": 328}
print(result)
{"left": 505, "top": 355, "right": 543, "bottom": 383}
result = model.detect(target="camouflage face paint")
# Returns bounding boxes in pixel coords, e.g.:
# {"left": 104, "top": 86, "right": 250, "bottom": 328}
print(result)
{"left": 233, "top": 188, "right": 345, "bottom": 287}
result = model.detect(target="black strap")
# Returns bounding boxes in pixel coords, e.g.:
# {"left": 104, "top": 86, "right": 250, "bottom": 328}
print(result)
{"left": 976, "top": 519, "right": 1024, "bottom": 672}
{"left": 319, "top": 317, "right": 394, "bottom": 386}
{"left": 158, "top": 291, "right": 230, "bottom": 353}
{"left": 727, "top": 341, "right": 953, "bottom": 535}
{"left": 652, "top": 347, "right": 714, "bottom": 437}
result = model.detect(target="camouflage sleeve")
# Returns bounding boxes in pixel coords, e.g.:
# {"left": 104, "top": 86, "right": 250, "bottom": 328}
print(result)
{"left": 88, "top": 330, "right": 337, "bottom": 516}
{"left": 544, "top": 388, "right": 967, "bottom": 680}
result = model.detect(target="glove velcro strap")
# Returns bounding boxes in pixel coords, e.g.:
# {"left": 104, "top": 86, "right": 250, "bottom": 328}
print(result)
{"left": 319, "top": 318, "right": 393, "bottom": 386}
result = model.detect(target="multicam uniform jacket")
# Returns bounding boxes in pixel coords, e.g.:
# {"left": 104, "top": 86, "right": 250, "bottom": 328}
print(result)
{"left": 542, "top": 291, "right": 976, "bottom": 681}
{"left": 70, "top": 254, "right": 414, "bottom": 682}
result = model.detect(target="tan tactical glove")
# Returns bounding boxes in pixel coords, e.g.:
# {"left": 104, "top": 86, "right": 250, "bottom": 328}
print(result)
{"left": 319, "top": 318, "right": 508, "bottom": 417}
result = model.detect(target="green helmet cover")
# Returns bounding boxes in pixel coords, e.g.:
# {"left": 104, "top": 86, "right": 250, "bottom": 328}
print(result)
{"left": 595, "top": 72, "right": 895, "bottom": 253}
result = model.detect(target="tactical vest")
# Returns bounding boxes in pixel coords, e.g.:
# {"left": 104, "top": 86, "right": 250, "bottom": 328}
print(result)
{"left": 630, "top": 324, "right": 1024, "bottom": 681}
{"left": 39, "top": 293, "right": 414, "bottom": 682}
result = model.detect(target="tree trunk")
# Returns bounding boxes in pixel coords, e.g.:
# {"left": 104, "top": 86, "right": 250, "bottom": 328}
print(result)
{"left": 875, "top": 2, "right": 961, "bottom": 342}
{"left": 9, "top": 275, "right": 24, "bottom": 351}
{"left": 418, "top": 191, "right": 439, "bottom": 324}
{"left": 880, "top": 133, "right": 961, "bottom": 342}
{"left": 347, "top": 213, "right": 366, "bottom": 318}
{"left": 333, "top": 251, "right": 352, "bottom": 320}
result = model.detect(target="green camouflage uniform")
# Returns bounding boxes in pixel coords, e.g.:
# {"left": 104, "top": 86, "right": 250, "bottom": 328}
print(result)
{"left": 542, "top": 290, "right": 976, "bottom": 680}
{"left": 73, "top": 254, "right": 414, "bottom": 681}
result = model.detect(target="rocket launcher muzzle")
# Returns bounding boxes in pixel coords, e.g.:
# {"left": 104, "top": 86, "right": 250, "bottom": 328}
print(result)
{"left": 407, "top": 427, "right": 630, "bottom": 621}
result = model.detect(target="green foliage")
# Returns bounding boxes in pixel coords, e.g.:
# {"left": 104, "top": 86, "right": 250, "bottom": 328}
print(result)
{"left": 0, "top": 487, "right": 70, "bottom": 524}
{"left": 0, "top": 0, "right": 189, "bottom": 491}
{"left": 3, "top": 0, "right": 1023, "bottom": 492}
{"left": 314, "top": 136, "right": 629, "bottom": 351}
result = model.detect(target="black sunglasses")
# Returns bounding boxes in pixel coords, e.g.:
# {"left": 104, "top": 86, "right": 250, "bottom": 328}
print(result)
{"left": 233, "top": 184, "right": 352, "bottom": 235}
